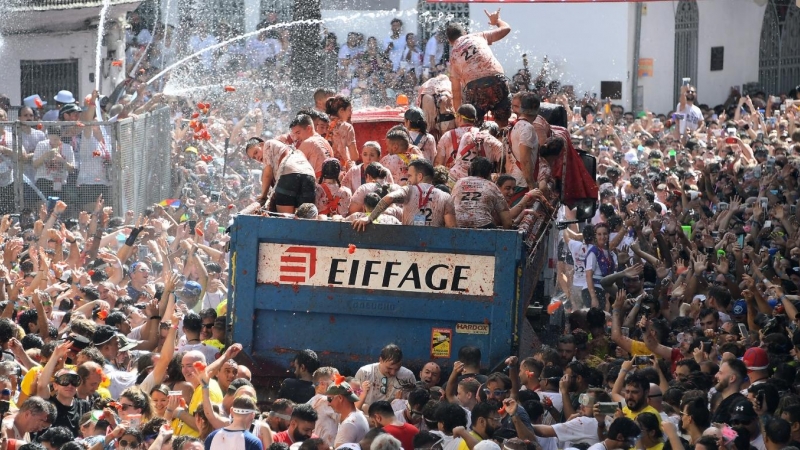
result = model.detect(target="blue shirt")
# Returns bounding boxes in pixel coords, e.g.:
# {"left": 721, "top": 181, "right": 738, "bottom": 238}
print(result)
{"left": 205, "top": 428, "right": 262, "bottom": 450}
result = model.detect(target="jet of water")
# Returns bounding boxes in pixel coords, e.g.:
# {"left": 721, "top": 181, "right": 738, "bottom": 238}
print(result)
{"left": 95, "top": 0, "right": 112, "bottom": 92}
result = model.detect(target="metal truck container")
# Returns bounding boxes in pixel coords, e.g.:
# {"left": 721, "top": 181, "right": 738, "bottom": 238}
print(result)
{"left": 227, "top": 211, "right": 553, "bottom": 380}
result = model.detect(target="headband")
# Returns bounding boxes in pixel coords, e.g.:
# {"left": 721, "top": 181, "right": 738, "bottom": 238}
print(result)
{"left": 232, "top": 408, "right": 259, "bottom": 415}
{"left": 458, "top": 114, "right": 475, "bottom": 122}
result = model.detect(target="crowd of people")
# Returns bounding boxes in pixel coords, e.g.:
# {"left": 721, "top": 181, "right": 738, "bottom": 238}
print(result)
{"left": 0, "top": 2, "right": 798, "bottom": 450}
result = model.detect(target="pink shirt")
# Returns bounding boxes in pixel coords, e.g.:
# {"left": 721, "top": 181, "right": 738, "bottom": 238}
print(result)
{"left": 449, "top": 31, "right": 505, "bottom": 85}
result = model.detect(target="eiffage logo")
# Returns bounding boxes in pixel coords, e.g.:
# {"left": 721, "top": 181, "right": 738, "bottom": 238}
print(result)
{"left": 279, "top": 246, "right": 317, "bottom": 283}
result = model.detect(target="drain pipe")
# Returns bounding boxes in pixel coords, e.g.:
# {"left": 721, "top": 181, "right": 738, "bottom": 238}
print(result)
{"left": 631, "top": 2, "right": 643, "bottom": 114}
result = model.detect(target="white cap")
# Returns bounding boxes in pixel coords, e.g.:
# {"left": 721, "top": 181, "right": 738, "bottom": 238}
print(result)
{"left": 53, "top": 90, "right": 76, "bottom": 104}
{"left": 624, "top": 150, "right": 638, "bottom": 163}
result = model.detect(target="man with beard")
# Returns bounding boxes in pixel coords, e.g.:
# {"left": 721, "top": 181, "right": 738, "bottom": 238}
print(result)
{"left": 368, "top": 401, "right": 419, "bottom": 450}
{"left": 675, "top": 83, "right": 702, "bottom": 133}
{"left": 267, "top": 398, "right": 294, "bottom": 432}
{"left": 559, "top": 361, "right": 590, "bottom": 419}
{"left": 272, "top": 403, "right": 318, "bottom": 445}
{"left": 455, "top": 401, "right": 502, "bottom": 450}
{"left": 710, "top": 359, "right": 747, "bottom": 425}
{"left": 678, "top": 397, "right": 710, "bottom": 447}
{"left": 610, "top": 367, "right": 660, "bottom": 422}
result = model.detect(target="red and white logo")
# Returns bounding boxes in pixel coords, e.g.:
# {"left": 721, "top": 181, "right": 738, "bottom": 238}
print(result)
{"left": 279, "top": 246, "right": 317, "bottom": 283}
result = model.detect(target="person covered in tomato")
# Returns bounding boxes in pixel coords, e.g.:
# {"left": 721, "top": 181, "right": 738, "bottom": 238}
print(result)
{"left": 315, "top": 159, "right": 352, "bottom": 218}
{"left": 446, "top": 8, "right": 511, "bottom": 125}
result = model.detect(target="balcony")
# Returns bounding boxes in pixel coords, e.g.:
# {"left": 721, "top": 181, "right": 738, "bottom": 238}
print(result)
{"left": 1, "top": 0, "right": 141, "bottom": 34}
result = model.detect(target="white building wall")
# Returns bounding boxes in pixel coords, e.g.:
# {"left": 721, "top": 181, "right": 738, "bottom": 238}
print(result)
{"left": 0, "top": 29, "right": 98, "bottom": 104}
{"left": 634, "top": 0, "right": 764, "bottom": 115}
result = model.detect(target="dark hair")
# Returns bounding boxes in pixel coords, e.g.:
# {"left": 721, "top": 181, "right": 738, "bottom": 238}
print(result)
{"left": 408, "top": 388, "right": 431, "bottom": 409}
{"left": 436, "top": 401, "right": 468, "bottom": 432}
{"left": 468, "top": 157, "right": 493, "bottom": 179}
{"left": 567, "top": 361, "right": 590, "bottom": 380}
{"left": 764, "top": 417, "right": 791, "bottom": 445}
{"left": 365, "top": 162, "right": 389, "bottom": 181}
{"left": 676, "top": 359, "right": 701, "bottom": 373}
{"left": 290, "top": 114, "right": 314, "bottom": 129}
{"left": 725, "top": 359, "right": 748, "bottom": 384}
{"left": 291, "top": 404, "right": 318, "bottom": 423}
{"left": 299, "top": 439, "right": 326, "bottom": 450}
{"left": 364, "top": 193, "right": 382, "bottom": 210}
{"left": 368, "top": 400, "right": 395, "bottom": 417}
{"left": 379, "top": 344, "right": 403, "bottom": 363}
{"left": 636, "top": 412, "right": 662, "bottom": 439}
{"left": 749, "top": 383, "right": 779, "bottom": 414}
{"left": 541, "top": 135, "right": 565, "bottom": 158}
{"left": 408, "top": 159, "right": 434, "bottom": 180}
{"left": 514, "top": 92, "right": 541, "bottom": 116}
{"left": 695, "top": 436, "right": 719, "bottom": 450}
{"left": 457, "top": 346, "right": 481, "bottom": 367}
{"left": 684, "top": 396, "right": 710, "bottom": 429}
{"left": 38, "top": 426, "right": 73, "bottom": 447}
{"left": 320, "top": 159, "right": 341, "bottom": 184}
{"left": 324, "top": 95, "right": 352, "bottom": 117}
{"left": 0, "top": 318, "right": 16, "bottom": 344}
{"left": 200, "top": 308, "right": 217, "bottom": 321}
{"left": 182, "top": 312, "right": 202, "bottom": 334}
{"left": 445, "top": 22, "right": 466, "bottom": 42}
{"left": 457, "top": 104, "right": 477, "bottom": 122}
{"left": 269, "top": 444, "right": 291, "bottom": 450}
{"left": 470, "top": 400, "right": 500, "bottom": 424}
{"left": 496, "top": 174, "right": 515, "bottom": 188}
{"left": 413, "top": 431, "right": 439, "bottom": 448}
{"left": 607, "top": 417, "right": 641, "bottom": 440}
{"left": 486, "top": 372, "right": 512, "bottom": 390}
{"left": 21, "top": 334, "right": 43, "bottom": 350}
{"left": 624, "top": 372, "right": 650, "bottom": 393}
{"left": 18, "top": 309, "right": 38, "bottom": 333}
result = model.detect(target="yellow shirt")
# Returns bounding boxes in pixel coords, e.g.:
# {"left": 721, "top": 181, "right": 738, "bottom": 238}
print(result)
{"left": 622, "top": 404, "right": 661, "bottom": 423}
{"left": 457, "top": 431, "right": 482, "bottom": 450}
{"left": 630, "top": 340, "right": 650, "bottom": 357}
{"left": 20, "top": 364, "right": 77, "bottom": 396}
{"left": 172, "top": 379, "right": 224, "bottom": 437}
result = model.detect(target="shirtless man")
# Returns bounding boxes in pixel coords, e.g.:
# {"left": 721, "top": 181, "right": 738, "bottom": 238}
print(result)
{"left": 353, "top": 159, "right": 455, "bottom": 230}
{"left": 447, "top": 8, "right": 511, "bottom": 124}
{"left": 290, "top": 114, "right": 333, "bottom": 179}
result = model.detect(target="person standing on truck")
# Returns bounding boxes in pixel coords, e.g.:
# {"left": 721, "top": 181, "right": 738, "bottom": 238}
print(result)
{"left": 352, "top": 345, "right": 417, "bottom": 412}
{"left": 380, "top": 126, "right": 423, "bottom": 186}
{"left": 451, "top": 157, "right": 511, "bottom": 229}
{"left": 244, "top": 137, "right": 316, "bottom": 213}
{"left": 435, "top": 105, "right": 479, "bottom": 168}
{"left": 279, "top": 349, "right": 319, "bottom": 404}
{"left": 446, "top": 8, "right": 511, "bottom": 124}
{"left": 290, "top": 114, "right": 334, "bottom": 179}
{"left": 507, "top": 93, "right": 541, "bottom": 190}
{"left": 327, "top": 380, "right": 370, "bottom": 448}
{"left": 352, "top": 159, "right": 455, "bottom": 230}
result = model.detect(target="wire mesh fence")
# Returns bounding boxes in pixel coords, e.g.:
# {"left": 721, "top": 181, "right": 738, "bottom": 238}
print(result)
{"left": 0, "top": 106, "right": 171, "bottom": 217}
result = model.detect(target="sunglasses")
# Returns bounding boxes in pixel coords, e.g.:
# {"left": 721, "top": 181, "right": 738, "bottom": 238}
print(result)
{"left": 482, "top": 389, "right": 508, "bottom": 397}
{"left": 0, "top": 389, "right": 10, "bottom": 396}
{"left": 202, "top": 323, "right": 214, "bottom": 329}
{"left": 55, "top": 374, "right": 81, "bottom": 387}
{"left": 119, "top": 439, "right": 140, "bottom": 448}
{"left": 327, "top": 396, "right": 334, "bottom": 403}
{"left": 119, "top": 403, "right": 136, "bottom": 411}
{"left": 380, "top": 376, "right": 388, "bottom": 394}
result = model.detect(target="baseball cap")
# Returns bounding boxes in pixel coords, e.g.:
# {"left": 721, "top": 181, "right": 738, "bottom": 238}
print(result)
{"left": 23, "top": 95, "right": 46, "bottom": 109}
{"left": 742, "top": 347, "right": 769, "bottom": 371}
{"left": 732, "top": 300, "right": 747, "bottom": 316}
{"left": 92, "top": 325, "right": 118, "bottom": 346}
{"left": 326, "top": 381, "right": 360, "bottom": 402}
{"left": 624, "top": 150, "right": 638, "bottom": 163}
{"left": 59, "top": 103, "right": 82, "bottom": 116}
{"left": 54, "top": 90, "right": 76, "bottom": 104}
{"left": 178, "top": 280, "right": 202, "bottom": 298}
{"left": 117, "top": 333, "right": 141, "bottom": 352}
{"left": 729, "top": 401, "right": 757, "bottom": 422}
{"left": 185, "top": 146, "right": 198, "bottom": 154}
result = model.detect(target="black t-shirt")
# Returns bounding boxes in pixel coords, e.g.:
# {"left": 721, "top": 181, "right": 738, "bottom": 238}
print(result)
{"left": 278, "top": 378, "right": 315, "bottom": 404}
{"left": 49, "top": 396, "right": 92, "bottom": 437}
{"left": 711, "top": 392, "right": 746, "bottom": 425}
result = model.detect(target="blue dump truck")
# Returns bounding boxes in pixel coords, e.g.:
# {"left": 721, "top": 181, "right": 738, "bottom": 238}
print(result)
{"left": 226, "top": 103, "right": 596, "bottom": 390}
{"left": 227, "top": 208, "right": 557, "bottom": 385}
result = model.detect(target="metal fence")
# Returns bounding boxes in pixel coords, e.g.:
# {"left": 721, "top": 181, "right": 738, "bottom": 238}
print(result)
{"left": 0, "top": 106, "right": 172, "bottom": 216}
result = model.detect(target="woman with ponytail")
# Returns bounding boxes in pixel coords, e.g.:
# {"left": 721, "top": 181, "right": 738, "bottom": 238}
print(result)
{"left": 325, "top": 95, "right": 358, "bottom": 166}
{"left": 348, "top": 162, "right": 401, "bottom": 220}
{"left": 342, "top": 141, "right": 395, "bottom": 192}
{"left": 315, "top": 159, "right": 352, "bottom": 217}
{"left": 404, "top": 107, "right": 436, "bottom": 163}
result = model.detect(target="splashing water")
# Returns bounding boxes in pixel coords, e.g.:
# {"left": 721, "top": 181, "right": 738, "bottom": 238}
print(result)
{"left": 95, "top": 0, "right": 112, "bottom": 92}
{"left": 147, "top": 8, "right": 419, "bottom": 86}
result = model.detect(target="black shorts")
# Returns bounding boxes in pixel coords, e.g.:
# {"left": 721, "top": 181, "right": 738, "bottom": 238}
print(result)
{"left": 463, "top": 75, "right": 511, "bottom": 124}
{"left": 273, "top": 173, "right": 316, "bottom": 208}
